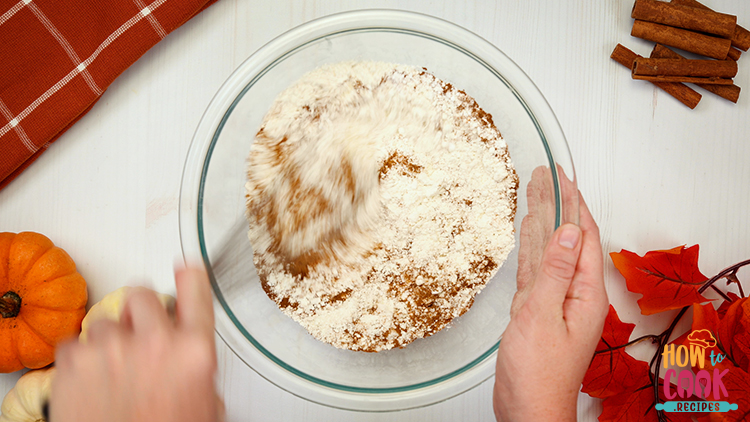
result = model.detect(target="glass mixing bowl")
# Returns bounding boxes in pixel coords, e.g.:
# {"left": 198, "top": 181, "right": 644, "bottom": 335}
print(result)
{"left": 179, "top": 9, "right": 577, "bottom": 412}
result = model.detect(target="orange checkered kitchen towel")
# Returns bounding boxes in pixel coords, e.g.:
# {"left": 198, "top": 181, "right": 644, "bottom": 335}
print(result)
{"left": 0, "top": 0, "right": 218, "bottom": 190}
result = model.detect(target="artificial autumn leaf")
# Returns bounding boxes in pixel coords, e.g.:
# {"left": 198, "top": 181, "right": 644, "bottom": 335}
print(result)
{"left": 683, "top": 300, "right": 750, "bottom": 422}
{"left": 685, "top": 302, "right": 723, "bottom": 371}
{"left": 676, "top": 301, "right": 740, "bottom": 375}
{"left": 611, "top": 245, "right": 710, "bottom": 315}
{"left": 595, "top": 245, "right": 750, "bottom": 422}
{"left": 717, "top": 297, "right": 750, "bottom": 372}
{"left": 596, "top": 352, "right": 656, "bottom": 422}
{"left": 678, "top": 297, "right": 750, "bottom": 422}
{"left": 671, "top": 329, "right": 690, "bottom": 350}
{"left": 717, "top": 292, "right": 741, "bottom": 318}
{"left": 583, "top": 305, "right": 651, "bottom": 398}
{"left": 694, "top": 301, "right": 721, "bottom": 333}
{"left": 583, "top": 307, "right": 701, "bottom": 422}
{"left": 599, "top": 383, "right": 653, "bottom": 422}
{"left": 701, "top": 367, "right": 750, "bottom": 422}
{"left": 600, "top": 379, "right": 697, "bottom": 422}
{"left": 670, "top": 328, "right": 716, "bottom": 376}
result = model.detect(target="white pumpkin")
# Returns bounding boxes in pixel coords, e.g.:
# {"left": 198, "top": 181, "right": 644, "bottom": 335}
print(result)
{"left": 80, "top": 286, "right": 175, "bottom": 343}
{"left": 0, "top": 368, "right": 54, "bottom": 422}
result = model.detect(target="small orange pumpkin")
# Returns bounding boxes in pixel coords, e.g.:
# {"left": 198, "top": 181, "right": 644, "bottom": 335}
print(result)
{"left": 0, "top": 232, "right": 87, "bottom": 373}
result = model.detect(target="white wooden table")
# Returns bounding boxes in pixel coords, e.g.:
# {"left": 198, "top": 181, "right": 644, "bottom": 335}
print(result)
{"left": 2, "top": 1, "right": 749, "bottom": 420}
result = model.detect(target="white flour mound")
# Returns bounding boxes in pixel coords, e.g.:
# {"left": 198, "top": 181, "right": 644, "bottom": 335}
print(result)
{"left": 245, "top": 61, "right": 517, "bottom": 352}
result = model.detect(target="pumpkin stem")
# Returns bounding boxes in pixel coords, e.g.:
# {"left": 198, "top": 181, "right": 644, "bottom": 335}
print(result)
{"left": 0, "top": 291, "right": 21, "bottom": 318}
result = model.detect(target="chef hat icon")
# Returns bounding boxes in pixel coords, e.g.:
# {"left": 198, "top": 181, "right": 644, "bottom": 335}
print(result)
{"left": 688, "top": 329, "right": 717, "bottom": 349}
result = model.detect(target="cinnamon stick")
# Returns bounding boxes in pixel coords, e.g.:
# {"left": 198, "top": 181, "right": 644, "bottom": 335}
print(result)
{"left": 727, "top": 47, "right": 742, "bottom": 61}
{"left": 611, "top": 44, "right": 701, "bottom": 108}
{"left": 670, "top": 0, "right": 750, "bottom": 51}
{"left": 632, "top": 0, "right": 736, "bottom": 39}
{"left": 632, "top": 58, "right": 738, "bottom": 78}
{"left": 632, "top": 20, "right": 732, "bottom": 59}
{"left": 632, "top": 74, "right": 734, "bottom": 85}
{"left": 651, "top": 44, "right": 740, "bottom": 103}
{"left": 732, "top": 25, "right": 750, "bottom": 52}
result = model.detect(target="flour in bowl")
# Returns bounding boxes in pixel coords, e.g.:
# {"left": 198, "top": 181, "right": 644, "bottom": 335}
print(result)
{"left": 245, "top": 61, "right": 517, "bottom": 352}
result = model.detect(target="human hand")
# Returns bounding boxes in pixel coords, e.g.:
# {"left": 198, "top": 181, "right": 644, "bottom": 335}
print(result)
{"left": 493, "top": 193, "right": 608, "bottom": 422}
{"left": 50, "top": 267, "right": 220, "bottom": 422}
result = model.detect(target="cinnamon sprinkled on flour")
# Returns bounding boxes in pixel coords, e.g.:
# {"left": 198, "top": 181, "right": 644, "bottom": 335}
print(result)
{"left": 246, "top": 62, "right": 517, "bottom": 352}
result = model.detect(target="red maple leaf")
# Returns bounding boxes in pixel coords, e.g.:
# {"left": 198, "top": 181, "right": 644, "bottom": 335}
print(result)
{"left": 684, "top": 302, "right": 724, "bottom": 371}
{"left": 712, "top": 367, "right": 750, "bottom": 422}
{"left": 696, "top": 367, "right": 750, "bottom": 422}
{"left": 611, "top": 245, "right": 710, "bottom": 315}
{"left": 687, "top": 299, "right": 750, "bottom": 422}
{"left": 599, "top": 383, "right": 653, "bottom": 422}
{"left": 676, "top": 301, "right": 741, "bottom": 374}
{"left": 599, "top": 246, "right": 750, "bottom": 421}
{"left": 717, "top": 297, "right": 750, "bottom": 373}
{"left": 583, "top": 305, "right": 651, "bottom": 398}
{"left": 696, "top": 301, "right": 722, "bottom": 332}
{"left": 717, "top": 292, "right": 741, "bottom": 318}
{"left": 600, "top": 382, "right": 696, "bottom": 422}
{"left": 584, "top": 306, "right": 713, "bottom": 421}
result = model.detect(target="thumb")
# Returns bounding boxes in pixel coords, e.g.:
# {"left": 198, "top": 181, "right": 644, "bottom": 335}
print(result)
{"left": 529, "top": 223, "right": 582, "bottom": 312}
{"left": 175, "top": 267, "right": 215, "bottom": 340}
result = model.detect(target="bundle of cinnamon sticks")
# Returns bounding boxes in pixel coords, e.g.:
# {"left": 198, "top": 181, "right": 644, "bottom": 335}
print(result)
{"left": 612, "top": 0, "right": 747, "bottom": 108}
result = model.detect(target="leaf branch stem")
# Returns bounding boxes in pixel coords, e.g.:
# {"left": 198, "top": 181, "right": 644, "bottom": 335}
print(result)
{"left": 593, "top": 334, "right": 659, "bottom": 355}
{"left": 698, "top": 258, "right": 750, "bottom": 294}
{"left": 651, "top": 306, "right": 690, "bottom": 422}
{"left": 710, "top": 285, "right": 733, "bottom": 302}
{"left": 739, "top": 281, "right": 746, "bottom": 299}
{"left": 726, "top": 271, "right": 745, "bottom": 298}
